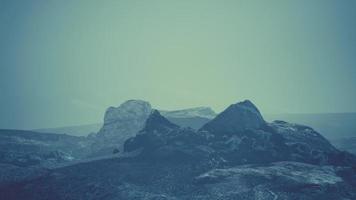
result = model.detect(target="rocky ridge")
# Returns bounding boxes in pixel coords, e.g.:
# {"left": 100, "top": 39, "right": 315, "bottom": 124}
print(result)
{"left": 1, "top": 100, "right": 355, "bottom": 200}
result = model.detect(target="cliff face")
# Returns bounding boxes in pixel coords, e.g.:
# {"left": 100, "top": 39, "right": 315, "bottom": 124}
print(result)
{"left": 90, "top": 100, "right": 152, "bottom": 155}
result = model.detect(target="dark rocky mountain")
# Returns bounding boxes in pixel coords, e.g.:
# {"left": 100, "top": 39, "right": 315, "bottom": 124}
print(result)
{"left": 124, "top": 110, "right": 210, "bottom": 164}
{"left": 201, "top": 100, "right": 265, "bottom": 134}
{"left": 125, "top": 101, "right": 356, "bottom": 167}
{"left": 1, "top": 100, "right": 355, "bottom": 200}
{"left": 142, "top": 110, "right": 180, "bottom": 132}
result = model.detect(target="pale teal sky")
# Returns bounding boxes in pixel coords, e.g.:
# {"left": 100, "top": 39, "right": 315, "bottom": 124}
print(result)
{"left": 1, "top": 0, "right": 356, "bottom": 129}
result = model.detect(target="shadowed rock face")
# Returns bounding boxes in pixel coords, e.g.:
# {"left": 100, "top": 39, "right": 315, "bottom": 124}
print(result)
{"left": 123, "top": 109, "right": 180, "bottom": 153}
{"left": 124, "top": 111, "right": 210, "bottom": 162}
{"left": 200, "top": 100, "right": 266, "bottom": 134}
{"left": 269, "top": 120, "right": 356, "bottom": 166}
{"left": 143, "top": 110, "right": 180, "bottom": 133}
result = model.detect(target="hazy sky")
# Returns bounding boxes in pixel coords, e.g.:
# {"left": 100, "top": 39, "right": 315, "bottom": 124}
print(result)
{"left": 1, "top": 0, "right": 356, "bottom": 129}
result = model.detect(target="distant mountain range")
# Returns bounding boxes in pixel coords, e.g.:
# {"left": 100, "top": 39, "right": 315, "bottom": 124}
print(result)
{"left": 34, "top": 104, "right": 217, "bottom": 136}
{"left": 160, "top": 106, "right": 216, "bottom": 119}
{"left": 34, "top": 123, "right": 102, "bottom": 137}
{"left": 2, "top": 99, "right": 355, "bottom": 199}
{"left": 35, "top": 111, "right": 356, "bottom": 140}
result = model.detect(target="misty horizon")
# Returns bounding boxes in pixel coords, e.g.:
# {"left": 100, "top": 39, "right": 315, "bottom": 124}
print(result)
{"left": 2, "top": 99, "right": 356, "bottom": 130}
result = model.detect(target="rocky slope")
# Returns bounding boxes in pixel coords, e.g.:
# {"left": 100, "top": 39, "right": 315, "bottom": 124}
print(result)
{"left": 0, "top": 129, "right": 87, "bottom": 167}
{"left": 2, "top": 157, "right": 354, "bottom": 200}
{"left": 194, "top": 161, "right": 356, "bottom": 200}
{"left": 265, "top": 112, "right": 356, "bottom": 140}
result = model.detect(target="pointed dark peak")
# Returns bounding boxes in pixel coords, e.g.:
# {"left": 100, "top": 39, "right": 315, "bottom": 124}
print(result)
{"left": 143, "top": 110, "right": 180, "bottom": 132}
{"left": 200, "top": 100, "right": 265, "bottom": 133}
